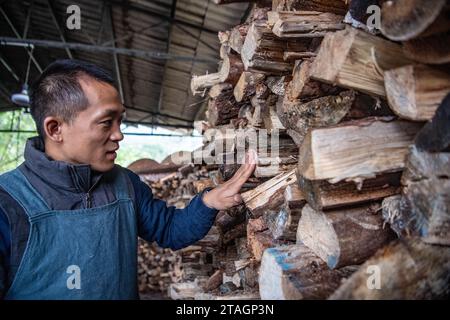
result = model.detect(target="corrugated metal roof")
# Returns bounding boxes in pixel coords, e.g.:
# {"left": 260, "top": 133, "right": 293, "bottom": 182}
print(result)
{"left": 0, "top": 0, "right": 249, "bottom": 129}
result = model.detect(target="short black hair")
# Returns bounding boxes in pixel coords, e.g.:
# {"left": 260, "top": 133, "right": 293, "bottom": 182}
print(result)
{"left": 30, "top": 59, "right": 116, "bottom": 138}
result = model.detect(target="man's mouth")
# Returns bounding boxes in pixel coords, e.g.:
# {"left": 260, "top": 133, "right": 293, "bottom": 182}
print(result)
{"left": 106, "top": 148, "right": 119, "bottom": 160}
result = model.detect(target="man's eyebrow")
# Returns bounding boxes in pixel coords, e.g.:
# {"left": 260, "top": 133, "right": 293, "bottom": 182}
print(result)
{"left": 98, "top": 108, "right": 126, "bottom": 117}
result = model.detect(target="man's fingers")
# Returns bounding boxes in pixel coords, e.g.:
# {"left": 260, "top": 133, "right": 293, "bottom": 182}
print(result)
{"left": 228, "top": 150, "right": 257, "bottom": 184}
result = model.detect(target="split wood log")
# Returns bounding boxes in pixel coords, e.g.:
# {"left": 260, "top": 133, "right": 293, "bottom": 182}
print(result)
{"left": 242, "top": 169, "right": 297, "bottom": 217}
{"left": 297, "top": 171, "right": 402, "bottom": 211}
{"left": 310, "top": 27, "right": 412, "bottom": 98}
{"left": 233, "top": 71, "right": 265, "bottom": 102}
{"left": 241, "top": 22, "right": 311, "bottom": 75}
{"left": 298, "top": 118, "right": 423, "bottom": 183}
{"left": 384, "top": 64, "right": 450, "bottom": 121}
{"left": 329, "top": 238, "right": 450, "bottom": 299}
{"left": 288, "top": 59, "right": 339, "bottom": 100}
{"left": 259, "top": 244, "right": 357, "bottom": 300}
{"left": 207, "top": 83, "right": 248, "bottom": 126}
{"left": 279, "top": 90, "right": 355, "bottom": 147}
{"left": 229, "top": 24, "right": 249, "bottom": 55}
{"left": 191, "top": 53, "right": 244, "bottom": 96}
{"left": 270, "top": 11, "right": 345, "bottom": 38}
{"left": 297, "top": 203, "right": 395, "bottom": 269}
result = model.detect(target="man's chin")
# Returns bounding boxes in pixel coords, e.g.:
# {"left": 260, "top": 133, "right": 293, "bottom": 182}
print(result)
{"left": 91, "top": 161, "right": 115, "bottom": 172}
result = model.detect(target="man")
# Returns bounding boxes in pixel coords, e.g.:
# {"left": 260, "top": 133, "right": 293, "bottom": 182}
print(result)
{"left": 0, "top": 59, "right": 256, "bottom": 299}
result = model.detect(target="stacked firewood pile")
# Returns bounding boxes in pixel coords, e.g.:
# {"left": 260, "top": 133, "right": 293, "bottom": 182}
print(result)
{"left": 142, "top": 0, "right": 450, "bottom": 300}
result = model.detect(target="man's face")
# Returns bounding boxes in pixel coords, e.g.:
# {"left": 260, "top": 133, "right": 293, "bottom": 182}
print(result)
{"left": 59, "top": 77, "right": 125, "bottom": 172}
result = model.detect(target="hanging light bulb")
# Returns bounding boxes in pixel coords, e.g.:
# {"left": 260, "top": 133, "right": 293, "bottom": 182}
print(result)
{"left": 11, "top": 46, "right": 33, "bottom": 107}
{"left": 11, "top": 84, "right": 29, "bottom": 106}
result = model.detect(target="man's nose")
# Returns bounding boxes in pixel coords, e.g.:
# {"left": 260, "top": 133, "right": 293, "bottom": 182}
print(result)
{"left": 111, "top": 126, "right": 124, "bottom": 142}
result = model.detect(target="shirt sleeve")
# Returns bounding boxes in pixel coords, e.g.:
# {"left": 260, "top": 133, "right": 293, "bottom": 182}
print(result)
{"left": 125, "top": 169, "right": 218, "bottom": 250}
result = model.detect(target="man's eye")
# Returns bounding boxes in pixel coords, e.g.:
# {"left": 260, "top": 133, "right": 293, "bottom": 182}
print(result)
{"left": 101, "top": 120, "right": 113, "bottom": 126}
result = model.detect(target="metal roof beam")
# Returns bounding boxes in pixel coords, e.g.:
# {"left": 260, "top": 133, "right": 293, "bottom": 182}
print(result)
{"left": 105, "top": 0, "right": 218, "bottom": 35}
{"left": 157, "top": 0, "right": 177, "bottom": 113}
{"left": 106, "top": 2, "right": 124, "bottom": 104}
{"left": 0, "top": 5, "right": 43, "bottom": 73}
{"left": 46, "top": 0, "right": 73, "bottom": 59}
{"left": 0, "top": 37, "right": 217, "bottom": 63}
{"left": 0, "top": 53, "right": 20, "bottom": 83}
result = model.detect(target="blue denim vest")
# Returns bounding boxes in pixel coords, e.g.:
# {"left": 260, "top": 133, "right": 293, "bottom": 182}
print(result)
{"left": 0, "top": 168, "right": 138, "bottom": 299}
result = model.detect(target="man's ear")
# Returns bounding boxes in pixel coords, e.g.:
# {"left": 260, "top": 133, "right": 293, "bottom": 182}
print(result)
{"left": 43, "top": 116, "right": 64, "bottom": 143}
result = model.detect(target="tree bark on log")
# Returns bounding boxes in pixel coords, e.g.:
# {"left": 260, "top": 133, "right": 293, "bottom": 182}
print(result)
{"left": 297, "top": 171, "right": 401, "bottom": 211}
{"left": 297, "top": 203, "right": 395, "bottom": 269}
{"left": 403, "top": 32, "right": 450, "bottom": 65}
{"left": 279, "top": 90, "right": 355, "bottom": 147}
{"left": 414, "top": 92, "right": 450, "bottom": 152}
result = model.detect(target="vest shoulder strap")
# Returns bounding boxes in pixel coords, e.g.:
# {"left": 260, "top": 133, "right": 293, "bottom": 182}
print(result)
{"left": 0, "top": 168, "right": 50, "bottom": 217}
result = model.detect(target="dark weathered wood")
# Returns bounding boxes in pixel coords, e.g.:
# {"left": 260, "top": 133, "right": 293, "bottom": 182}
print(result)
{"left": 403, "top": 32, "right": 450, "bottom": 64}
{"left": 207, "top": 83, "right": 248, "bottom": 126}
{"left": 279, "top": 90, "right": 355, "bottom": 147}
{"left": 298, "top": 171, "right": 401, "bottom": 211}
{"left": 385, "top": 64, "right": 450, "bottom": 121}
{"left": 269, "top": 11, "right": 345, "bottom": 38}
{"left": 297, "top": 203, "right": 395, "bottom": 269}
{"left": 298, "top": 118, "right": 424, "bottom": 183}
{"left": 288, "top": 59, "right": 339, "bottom": 100}
{"left": 380, "top": 0, "right": 447, "bottom": 41}
{"left": 241, "top": 22, "right": 311, "bottom": 75}
{"left": 259, "top": 244, "right": 357, "bottom": 300}
{"left": 266, "top": 76, "right": 291, "bottom": 96}
{"left": 414, "top": 92, "right": 450, "bottom": 152}
{"left": 330, "top": 238, "right": 450, "bottom": 299}
{"left": 272, "top": 0, "right": 348, "bottom": 15}
{"left": 401, "top": 145, "right": 450, "bottom": 245}
{"left": 310, "top": 27, "right": 412, "bottom": 98}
